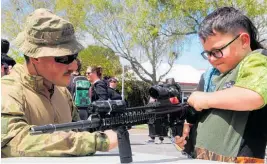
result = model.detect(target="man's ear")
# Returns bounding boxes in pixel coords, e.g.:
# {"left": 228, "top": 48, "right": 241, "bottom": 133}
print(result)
{"left": 240, "top": 33, "right": 250, "bottom": 49}
{"left": 30, "top": 57, "right": 39, "bottom": 64}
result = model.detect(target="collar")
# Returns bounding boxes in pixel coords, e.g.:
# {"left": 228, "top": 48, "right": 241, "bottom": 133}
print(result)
{"left": 12, "top": 64, "right": 55, "bottom": 98}
{"left": 93, "top": 79, "right": 100, "bottom": 84}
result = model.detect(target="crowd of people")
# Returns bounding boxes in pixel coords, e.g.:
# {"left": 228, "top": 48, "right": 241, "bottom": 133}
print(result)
{"left": 1, "top": 6, "right": 266, "bottom": 163}
{"left": 66, "top": 63, "right": 123, "bottom": 120}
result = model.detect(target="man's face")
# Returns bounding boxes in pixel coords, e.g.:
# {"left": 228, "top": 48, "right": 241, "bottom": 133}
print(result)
{"left": 32, "top": 55, "right": 78, "bottom": 86}
{"left": 201, "top": 31, "right": 246, "bottom": 73}
{"left": 109, "top": 80, "right": 118, "bottom": 88}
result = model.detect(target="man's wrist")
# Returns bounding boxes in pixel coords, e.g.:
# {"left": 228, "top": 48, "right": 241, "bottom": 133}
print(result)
{"left": 95, "top": 132, "right": 110, "bottom": 151}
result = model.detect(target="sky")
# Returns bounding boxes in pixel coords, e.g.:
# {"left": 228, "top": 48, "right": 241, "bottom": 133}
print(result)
{"left": 176, "top": 36, "right": 211, "bottom": 70}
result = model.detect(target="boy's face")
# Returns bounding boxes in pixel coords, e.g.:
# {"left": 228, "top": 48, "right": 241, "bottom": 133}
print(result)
{"left": 201, "top": 31, "right": 249, "bottom": 73}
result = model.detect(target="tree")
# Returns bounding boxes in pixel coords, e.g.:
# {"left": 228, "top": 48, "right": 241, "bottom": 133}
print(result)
{"left": 76, "top": 0, "right": 182, "bottom": 85}
{"left": 2, "top": 0, "right": 267, "bottom": 79}
{"left": 1, "top": 0, "right": 56, "bottom": 63}
{"left": 78, "top": 45, "right": 122, "bottom": 76}
{"left": 1, "top": 0, "right": 55, "bottom": 40}
{"left": 155, "top": 0, "right": 267, "bottom": 43}
{"left": 57, "top": 0, "right": 267, "bottom": 84}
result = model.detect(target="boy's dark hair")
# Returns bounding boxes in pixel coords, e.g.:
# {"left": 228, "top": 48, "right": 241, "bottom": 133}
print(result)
{"left": 198, "top": 7, "right": 264, "bottom": 50}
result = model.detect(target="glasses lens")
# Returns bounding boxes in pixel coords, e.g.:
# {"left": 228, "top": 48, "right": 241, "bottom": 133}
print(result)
{"left": 201, "top": 51, "right": 209, "bottom": 60}
{"left": 211, "top": 49, "right": 223, "bottom": 58}
{"left": 55, "top": 54, "right": 78, "bottom": 64}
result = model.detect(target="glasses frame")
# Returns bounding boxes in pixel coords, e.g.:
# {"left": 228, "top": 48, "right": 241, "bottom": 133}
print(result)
{"left": 201, "top": 34, "right": 241, "bottom": 60}
{"left": 54, "top": 53, "right": 78, "bottom": 65}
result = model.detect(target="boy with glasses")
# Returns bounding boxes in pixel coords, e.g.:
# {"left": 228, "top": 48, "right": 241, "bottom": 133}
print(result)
{"left": 175, "top": 7, "right": 267, "bottom": 163}
{"left": 1, "top": 8, "right": 117, "bottom": 157}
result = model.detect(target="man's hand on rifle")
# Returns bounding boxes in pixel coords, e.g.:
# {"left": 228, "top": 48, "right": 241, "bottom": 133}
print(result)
{"left": 174, "top": 122, "right": 191, "bottom": 150}
{"left": 105, "top": 130, "right": 118, "bottom": 150}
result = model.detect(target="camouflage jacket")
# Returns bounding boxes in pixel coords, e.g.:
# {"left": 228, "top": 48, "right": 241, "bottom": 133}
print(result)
{"left": 1, "top": 64, "right": 109, "bottom": 157}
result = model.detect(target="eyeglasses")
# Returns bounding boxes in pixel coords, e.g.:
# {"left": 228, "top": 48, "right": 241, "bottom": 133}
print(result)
{"left": 201, "top": 34, "right": 241, "bottom": 60}
{"left": 110, "top": 81, "right": 117, "bottom": 83}
{"left": 54, "top": 53, "right": 78, "bottom": 64}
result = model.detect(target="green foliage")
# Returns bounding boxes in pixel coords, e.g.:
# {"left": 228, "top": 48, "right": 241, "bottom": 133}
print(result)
{"left": 1, "top": 0, "right": 267, "bottom": 77}
{"left": 125, "top": 80, "right": 150, "bottom": 107}
{"left": 115, "top": 71, "right": 151, "bottom": 107}
{"left": 55, "top": 0, "right": 88, "bottom": 31}
{"left": 1, "top": 0, "right": 55, "bottom": 40}
{"left": 8, "top": 49, "right": 24, "bottom": 64}
{"left": 117, "top": 79, "right": 151, "bottom": 107}
{"left": 78, "top": 45, "right": 122, "bottom": 77}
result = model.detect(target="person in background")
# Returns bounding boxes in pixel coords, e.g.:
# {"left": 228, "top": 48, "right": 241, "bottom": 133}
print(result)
{"left": 1, "top": 39, "right": 16, "bottom": 77}
{"left": 67, "top": 59, "right": 91, "bottom": 120}
{"left": 86, "top": 66, "right": 109, "bottom": 102}
{"left": 67, "top": 58, "right": 82, "bottom": 96}
{"left": 108, "top": 77, "right": 122, "bottom": 100}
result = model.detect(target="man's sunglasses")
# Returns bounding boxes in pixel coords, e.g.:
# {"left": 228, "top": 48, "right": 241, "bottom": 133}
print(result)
{"left": 54, "top": 53, "right": 78, "bottom": 64}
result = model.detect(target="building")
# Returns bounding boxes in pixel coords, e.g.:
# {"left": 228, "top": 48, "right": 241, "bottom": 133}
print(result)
{"left": 179, "top": 82, "right": 198, "bottom": 102}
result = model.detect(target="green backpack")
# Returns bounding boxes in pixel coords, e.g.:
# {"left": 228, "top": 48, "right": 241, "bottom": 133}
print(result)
{"left": 73, "top": 76, "right": 91, "bottom": 108}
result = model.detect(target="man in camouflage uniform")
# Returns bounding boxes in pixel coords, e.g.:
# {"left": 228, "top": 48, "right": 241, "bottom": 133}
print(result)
{"left": 1, "top": 8, "right": 117, "bottom": 157}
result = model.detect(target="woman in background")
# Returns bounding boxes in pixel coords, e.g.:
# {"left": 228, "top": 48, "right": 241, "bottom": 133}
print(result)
{"left": 86, "top": 66, "right": 109, "bottom": 102}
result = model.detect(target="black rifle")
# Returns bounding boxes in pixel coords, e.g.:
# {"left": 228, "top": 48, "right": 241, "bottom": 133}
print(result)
{"left": 30, "top": 84, "right": 198, "bottom": 163}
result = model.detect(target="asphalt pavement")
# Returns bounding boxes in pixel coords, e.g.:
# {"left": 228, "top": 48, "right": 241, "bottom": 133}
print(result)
{"left": 2, "top": 128, "right": 265, "bottom": 163}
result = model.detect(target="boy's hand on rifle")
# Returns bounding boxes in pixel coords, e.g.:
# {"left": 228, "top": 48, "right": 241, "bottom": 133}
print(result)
{"left": 105, "top": 130, "right": 118, "bottom": 150}
{"left": 188, "top": 91, "right": 210, "bottom": 111}
{"left": 174, "top": 122, "right": 191, "bottom": 150}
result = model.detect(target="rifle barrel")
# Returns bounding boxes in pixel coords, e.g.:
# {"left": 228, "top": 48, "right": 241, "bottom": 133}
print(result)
{"left": 30, "top": 118, "right": 100, "bottom": 135}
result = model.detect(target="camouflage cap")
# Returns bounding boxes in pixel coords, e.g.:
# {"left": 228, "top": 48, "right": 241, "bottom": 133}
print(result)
{"left": 15, "top": 8, "right": 84, "bottom": 58}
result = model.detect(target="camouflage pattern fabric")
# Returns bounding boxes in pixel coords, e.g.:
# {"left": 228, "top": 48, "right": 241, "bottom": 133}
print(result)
{"left": 195, "top": 147, "right": 265, "bottom": 163}
{"left": 235, "top": 50, "right": 267, "bottom": 106}
{"left": 1, "top": 65, "right": 109, "bottom": 157}
{"left": 2, "top": 8, "right": 109, "bottom": 158}
{"left": 15, "top": 8, "right": 84, "bottom": 58}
